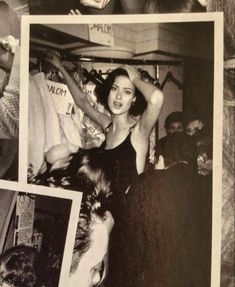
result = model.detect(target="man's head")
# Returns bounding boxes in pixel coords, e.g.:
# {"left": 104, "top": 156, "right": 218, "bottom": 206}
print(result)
{"left": 165, "top": 111, "right": 184, "bottom": 135}
{"left": 184, "top": 114, "right": 205, "bottom": 136}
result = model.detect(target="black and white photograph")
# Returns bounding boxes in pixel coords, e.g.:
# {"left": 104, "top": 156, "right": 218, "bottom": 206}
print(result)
{"left": 0, "top": 0, "right": 234, "bottom": 286}
{"left": 0, "top": 183, "right": 82, "bottom": 287}
{"left": 19, "top": 14, "right": 224, "bottom": 287}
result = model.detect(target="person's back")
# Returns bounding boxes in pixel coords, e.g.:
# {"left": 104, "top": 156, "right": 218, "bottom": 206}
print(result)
{"left": 106, "top": 164, "right": 211, "bottom": 287}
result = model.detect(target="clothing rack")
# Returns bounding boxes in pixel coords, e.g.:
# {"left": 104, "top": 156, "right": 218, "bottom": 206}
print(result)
{"left": 30, "top": 50, "right": 183, "bottom": 67}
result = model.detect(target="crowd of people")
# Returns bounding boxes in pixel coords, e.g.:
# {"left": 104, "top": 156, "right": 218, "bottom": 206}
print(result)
{"left": 156, "top": 111, "right": 212, "bottom": 175}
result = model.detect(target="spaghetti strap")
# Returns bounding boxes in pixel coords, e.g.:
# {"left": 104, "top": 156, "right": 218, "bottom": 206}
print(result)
{"left": 105, "top": 121, "right": 112, "bottom": 133}
{"left": 105, "top": 122, "right": 136, "bottom": 134}
{"left": 129, "top": 123, "right": 136, "bottom": 133}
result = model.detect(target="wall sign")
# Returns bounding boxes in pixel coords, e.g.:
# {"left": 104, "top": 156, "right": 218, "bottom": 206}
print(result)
{"left": 88, "top": 24, "right": 114, "bottom": 46}
{"left": 14, "top": 194, "right": 35, "bottom": 246}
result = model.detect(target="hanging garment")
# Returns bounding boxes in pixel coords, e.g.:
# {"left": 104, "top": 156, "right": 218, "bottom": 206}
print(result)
{"left": 33, "top": 73, "right": 62, "bottom": 152}
{"left": 28, "top": 75, "right": 46, "bottom": 178}
{"left": 81, "top": 82, "right": 105, "bottom": 149}
{"left": 46, "top": 79, "right": 83, "bottom": 150}
{"left": 0, "top": 47, "right": 20, "bottom": 139}
{"left": 58, "top": 114, "right": 82, "bottom": 150}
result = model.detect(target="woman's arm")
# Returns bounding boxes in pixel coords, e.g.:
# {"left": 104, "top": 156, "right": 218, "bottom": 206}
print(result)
{"left": 46, "top": 53, "right": 111, "bottom": 130}
{"left": 124, "top": 66, "right": 164, "bottom": 138}
{"left": 135, "top": 78, "right": 164, "bottom": 137}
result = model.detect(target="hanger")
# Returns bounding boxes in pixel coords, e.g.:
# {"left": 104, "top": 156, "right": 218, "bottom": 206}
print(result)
{"left": 138, "top": 67, "right": 161, "bottom": 88}
{"left": 90, "top": 69, "right": 104, "bottom": 86}
{"left": 160, "top": 71, "right": 183, "bottom": 90}
{"left": 138, "top": 68, "right": 155, "bottom": 84}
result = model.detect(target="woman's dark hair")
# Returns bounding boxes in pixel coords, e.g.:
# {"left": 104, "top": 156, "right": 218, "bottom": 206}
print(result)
{"left": 95, "top": 68, "right": 147, "bottom": 117}
{"left": 164, "top": 111, "right": 183, "bottom": 129}
{"left": 144, "top": 0, "right": 206, "bottom": 13}
{"left": 0, "top": 246, "right": 38, "bottom": 287}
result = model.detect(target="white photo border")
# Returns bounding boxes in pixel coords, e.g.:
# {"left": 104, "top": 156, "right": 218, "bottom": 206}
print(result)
{"left": 20, "top": 13, "right": 224, "bottom": 287}
{"left": 0, "top": 180, "right": 82, "bottom": 287}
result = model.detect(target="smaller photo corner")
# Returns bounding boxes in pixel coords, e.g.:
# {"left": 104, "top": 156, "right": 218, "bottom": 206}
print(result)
{"left": 0, "top": 185, "right": 82, "bottom": 287}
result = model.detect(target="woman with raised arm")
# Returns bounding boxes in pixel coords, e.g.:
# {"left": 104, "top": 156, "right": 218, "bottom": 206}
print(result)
{"left": 46, "top": 53, "right": 164, "bottom": 195}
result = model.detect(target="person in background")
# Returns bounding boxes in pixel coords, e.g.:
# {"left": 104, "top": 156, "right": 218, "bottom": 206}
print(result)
{"left": 155, "top": 131, "right": 197, "bottom": 170}
{"left": 106, "top": 132, "right": 211, "bottom": 287}
{"left": 164, "top": 111, "right": 184, "bottom": 135}
{"left": 184, "top": 113, "right": 205, "bottom": 136}
{"left": 155, "top": 111, "right": 184, "bottom": 165}
{"left": 193, "top": 127, "right": 212, "bottom": 176}
{"left": 183, "top": 114, "right": 212, "bottom": 177}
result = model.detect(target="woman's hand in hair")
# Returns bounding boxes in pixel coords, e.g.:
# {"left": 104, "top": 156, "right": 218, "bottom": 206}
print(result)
{"left": 121, "top": 65, "right": 140, "bottom": 83}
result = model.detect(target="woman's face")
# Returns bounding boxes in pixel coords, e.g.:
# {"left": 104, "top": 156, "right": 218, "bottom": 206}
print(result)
{"left": 108, "top": 76, "right": 136, "bottom": 116}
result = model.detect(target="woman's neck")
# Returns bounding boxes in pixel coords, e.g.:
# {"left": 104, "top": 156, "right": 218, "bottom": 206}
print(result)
{"left": 111, "top": 113, "right": 133, "bottom": 132}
